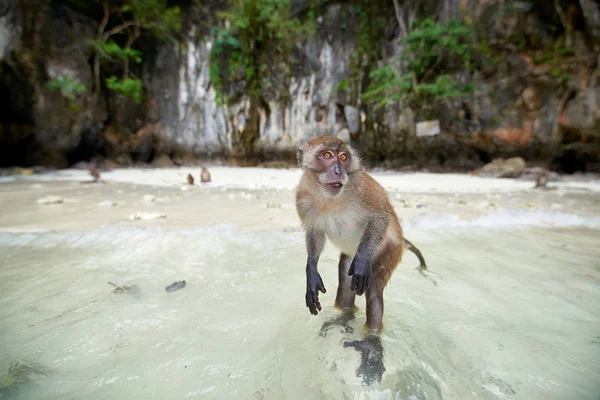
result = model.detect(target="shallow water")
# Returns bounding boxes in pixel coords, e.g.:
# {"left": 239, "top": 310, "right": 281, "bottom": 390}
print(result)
{"left": 1, "top": 214, "right": 599, "bottom": 399}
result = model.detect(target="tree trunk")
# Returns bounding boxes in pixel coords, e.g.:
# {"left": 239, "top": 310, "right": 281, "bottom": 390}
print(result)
{"left": 93, "top": 1, "right": 110, "bottom": 95}
{"left": 123, "top": 26, "right": 140, "bottom": 79}
{"left": 554, "top": 0, "right": 573, "bottom": 48}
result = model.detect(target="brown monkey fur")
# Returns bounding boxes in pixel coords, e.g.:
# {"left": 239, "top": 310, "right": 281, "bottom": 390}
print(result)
{"left": 200, "top": 167, "right": 211, "bottom": 183}
{"left": 296, "top": 136, "right": 427, "bottom": 332}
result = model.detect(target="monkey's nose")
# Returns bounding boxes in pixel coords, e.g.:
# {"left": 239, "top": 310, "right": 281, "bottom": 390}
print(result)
{"left": 334, "top": 164, "right": 341, "bottom": 176}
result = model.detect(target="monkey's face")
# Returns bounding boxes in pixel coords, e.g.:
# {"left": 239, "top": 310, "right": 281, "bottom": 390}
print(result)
{"left": 298, "top": 136, "right": 362, "bottom": 196}
{"left": 315, "top": 147, "right": 351, "bottom": 196}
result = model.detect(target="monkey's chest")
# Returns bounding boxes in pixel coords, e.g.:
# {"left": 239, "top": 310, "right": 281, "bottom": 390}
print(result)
{"left": 320, "top": 213, "right": 366, "bottom": 256}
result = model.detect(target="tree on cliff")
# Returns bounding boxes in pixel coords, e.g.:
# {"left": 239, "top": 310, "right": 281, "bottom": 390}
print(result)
{"left": 208, "top": 0, "right": 316, "bottom": 157}
{"left": 88, "top": 0, "right": 181, "bottom": 102}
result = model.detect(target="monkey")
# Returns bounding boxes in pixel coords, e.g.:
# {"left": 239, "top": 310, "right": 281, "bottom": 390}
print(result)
{"left": 187, "top": 173, "right": 195, "bottom": 185}
{"left": 80, "top": 167, "right": 104, "bottom": 184}
{"left": 534, "top": 169, "right": 548, "bottom": 189}
{"left": 295, "top": 136, "right": 427, "bottom": 333}
{"left": 89, "top": 167, "right": 101, "bottom": 182}
{"left": 200, "top": 167, "right": 211, "bottom": 183}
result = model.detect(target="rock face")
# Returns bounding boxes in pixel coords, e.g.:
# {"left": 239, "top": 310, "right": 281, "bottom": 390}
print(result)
{"left": 0, "top": 2, "right": 106, "bottom": 167}
{"left": 476, "top": 157, "right": 527, "bottom": 178}
{"left": 1, "top": 0, "right": 599, "bottom": 172}
{"left": 144, "top": 0, "right": 600, "bottom": 172}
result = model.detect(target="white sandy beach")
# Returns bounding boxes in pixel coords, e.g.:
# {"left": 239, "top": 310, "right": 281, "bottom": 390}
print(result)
{"left": 0, "top": 167, "right": 599, "bottom": 400}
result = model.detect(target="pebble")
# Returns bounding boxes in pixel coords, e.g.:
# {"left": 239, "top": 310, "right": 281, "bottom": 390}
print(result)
{"left": 143, "top": 194, "right": 156, "bottom": 203}
{"left": 129, "top": 212, "right": 166, "bottom": 221}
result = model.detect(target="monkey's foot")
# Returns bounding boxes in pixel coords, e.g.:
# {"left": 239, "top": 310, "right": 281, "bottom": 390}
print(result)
{"left": 318, "top": 311, "right": 355, "bottom": 337}
{"left": 342, "top": 335, "right": 386, "bottom": 386}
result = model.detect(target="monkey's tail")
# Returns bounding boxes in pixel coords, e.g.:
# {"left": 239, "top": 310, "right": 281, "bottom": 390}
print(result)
{"left": 404, "top": 238, "right": 427, "bottom": 269}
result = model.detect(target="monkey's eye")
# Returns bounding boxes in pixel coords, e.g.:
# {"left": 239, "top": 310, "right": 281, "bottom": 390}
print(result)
{"left": 339, "top": 153, "right": 347, "bottom": 161}
{"left": 323, "top": 152, "right": 333, "bottom": 159}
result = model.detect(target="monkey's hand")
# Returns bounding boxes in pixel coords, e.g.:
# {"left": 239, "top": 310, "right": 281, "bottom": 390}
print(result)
{"left": 306, "top": 270, "right": 326, "bottom": 315}
{"left": 348, "top": 257, "right": 371, "bottom": 295}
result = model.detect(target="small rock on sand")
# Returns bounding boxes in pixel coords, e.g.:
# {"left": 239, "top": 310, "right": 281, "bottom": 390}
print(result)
{"left": 143, "top": 194, "right": 156, "bottom": 203}
{"left": 166, "top": 281, "right": 186, "bottom": 292}
{"left": 129, "top": 212, "right": 166, "bottom": 221}
{"left": 36, "top": 195, "right": 63, "bottom": 205}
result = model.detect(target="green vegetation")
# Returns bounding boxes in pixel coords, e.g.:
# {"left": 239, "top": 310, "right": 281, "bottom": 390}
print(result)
{"left": 208, "top": 0, "right": 317, "bottom": 152}
{"left": 363, "top": 18, "right": 478, "bottom": 111}
{"left": 90, "top": 0, "right": 181, "bottom": 102}
{"left": 46, "top": 75, "right": 87, "bottom": 110}
{"left": 533, "top": 44, "right": 575, "bottom": 85}
{"left": 342, "top": 0, "right": 392, "bottom": 104}
{"left": 105, "top": 76, "right": 144, "bottom": 103}
{"left": 208, "top": 0, "right": 314, "bottom": 105}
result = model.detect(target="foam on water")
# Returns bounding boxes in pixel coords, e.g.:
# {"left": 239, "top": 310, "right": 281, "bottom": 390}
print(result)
{"left": 403, "top": 209, "right": 600, "bottom": 231}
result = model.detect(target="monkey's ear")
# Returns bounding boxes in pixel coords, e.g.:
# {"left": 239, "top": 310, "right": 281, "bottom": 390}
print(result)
{"left": 296, "top": 148, "right": 304, "bottom": 168}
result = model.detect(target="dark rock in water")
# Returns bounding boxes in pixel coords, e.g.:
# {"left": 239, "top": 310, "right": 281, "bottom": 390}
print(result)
{"left": 166, "top": 280, "right": 186, "bottom": 292}
{"left": 108, "top": 282, "right": 140, "bottom": 296}
{"left": 0, "top": 361, "right": 48, "bottom": 396}
{"left": 343, "top": 335, "right": 386, "bottom": 386}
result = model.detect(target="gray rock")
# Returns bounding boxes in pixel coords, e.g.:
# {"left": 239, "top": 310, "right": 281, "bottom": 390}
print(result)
{"left": 344, "top": 105, "right": 360, "bottom": 134}
{"left": 416, "top": 120, "right": 440, "bottom": 137}
{"left": 478, "top": 157, "right": 527, "bottom": 178}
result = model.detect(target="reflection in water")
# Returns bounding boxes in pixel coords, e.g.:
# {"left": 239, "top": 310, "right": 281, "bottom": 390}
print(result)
{"left": 319, "top": 311, "right": 356, "bottom": 337}
{"left": 0, "top": 220, "right": 599, "bottom": 399}
{"left": 342, "top": 335, "right": 386, "bottom": 386}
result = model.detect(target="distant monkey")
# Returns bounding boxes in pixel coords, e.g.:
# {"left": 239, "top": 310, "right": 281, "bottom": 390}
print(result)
{"left": 296, "top": 136, "right": 427, "bottom": 333}
{"left": 187, "top": 173, "right": 195, "bottom": 185}
{"left": 89, "top": 167, "right": 101, "bottom": 182}
{"left": 80, "top": 167, "right": 104, "bottom": 184}
{"left": 200, "top": 167, "right": 211, "bottom": 183}
{"left": 534, "top": 169, "right": 548, "bottom": 188}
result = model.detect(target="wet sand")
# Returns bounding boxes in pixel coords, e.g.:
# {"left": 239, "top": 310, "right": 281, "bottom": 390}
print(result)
{"left": 1, "top": 167, "right": 599, "bottom": 234}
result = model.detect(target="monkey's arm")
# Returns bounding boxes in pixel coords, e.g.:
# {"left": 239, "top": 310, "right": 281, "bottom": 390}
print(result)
{"left": 349, "top": 214, "right": 388, "bottom": 295}
{"left": 305, "top": 229, "right": 327, "bottom": 315}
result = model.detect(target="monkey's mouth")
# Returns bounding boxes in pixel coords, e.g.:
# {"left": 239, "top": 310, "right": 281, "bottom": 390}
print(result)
{"left": 324, "top": 182, "right": 344, "bottom": 194}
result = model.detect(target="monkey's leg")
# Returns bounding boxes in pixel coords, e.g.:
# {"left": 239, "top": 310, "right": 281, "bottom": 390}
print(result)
{"left": 365, "top": 283, "right": 385, "bottom": 333}
{"left": 335, "top": 253, "right": 357, "bottom": 310}
{"left": 404, "top": 239, "right": 427, "bottom": 269}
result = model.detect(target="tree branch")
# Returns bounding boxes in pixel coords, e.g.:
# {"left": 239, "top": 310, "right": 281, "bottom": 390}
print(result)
{"left": 554, "top": 0, "right": 573, "bottom": 48}
{"left": 102, "top": 21, "right": 140, "bottom": 40}
{"left": 392, "top": 0, "right": 408, "bottom": 39}
{"left": 93, "top": 1, "right": 111, "bottom": 93}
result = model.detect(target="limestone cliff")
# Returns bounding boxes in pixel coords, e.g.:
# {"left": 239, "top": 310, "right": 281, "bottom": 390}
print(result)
{"left": 1, "top": 0, "right": 599, "bottom": 172}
